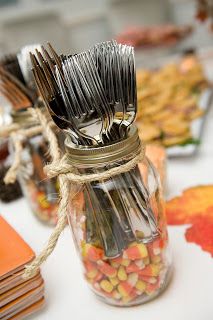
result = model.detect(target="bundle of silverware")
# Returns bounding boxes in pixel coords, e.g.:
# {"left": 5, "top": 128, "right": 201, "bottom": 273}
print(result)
{"left": 30, "top": 40, "right": 160, "bottom": 257}
{"left": 30, "top": 40, "right": 137, "bottom": 145}
{"left": 0, "top": 44, "right": 41, "bottom": 111}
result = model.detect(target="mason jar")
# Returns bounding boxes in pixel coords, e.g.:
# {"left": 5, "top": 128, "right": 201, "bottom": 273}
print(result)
{"left": 12, "top": 109, "right": 59, "bottom": 225}
{"left": 66, "top": 126, "right": 172, "bottom": 306}
{"left": 0, "top": 108, "right": 22, "bottom": 202}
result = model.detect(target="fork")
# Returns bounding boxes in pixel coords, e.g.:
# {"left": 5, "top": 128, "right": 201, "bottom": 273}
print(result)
{"left": 30, "top": 42, "right": 160, "bottom": 256}
{"left": 75, "top": 47, "right": 160, "bottom": 242}
{"left": 91, "top": 42, "right": 160, "bottom": 239}
{"left": 17, "top": 44, "right": 42, "bottom": 90}
{"left": 0, "top": 68, "right": 32, "bottom": 110}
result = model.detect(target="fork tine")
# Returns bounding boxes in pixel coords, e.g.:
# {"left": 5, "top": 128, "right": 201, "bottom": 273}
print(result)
{"left": 0, "top": 69, "right": 32, "bottom": 109}
{"left": 35, "top": 50, "right": 59, "bottom": 96}
{"left": 46, "top": 42, "right": 64, "bottom": 78}
{"left": 41, "top": 46, "right": 56, "bottom": 77}
{"left": 0, "top": 66, "right": 34, "bottom": 103}
{"left": 62, "top": 59, "right": 83, "bottom": 118}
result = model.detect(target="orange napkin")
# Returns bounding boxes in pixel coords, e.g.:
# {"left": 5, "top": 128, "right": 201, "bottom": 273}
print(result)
{"left": 0, "top": 216, "right": 45, "bottom": 319}
{"left": 0, "top": 216, "right": 35, "bottom": 280}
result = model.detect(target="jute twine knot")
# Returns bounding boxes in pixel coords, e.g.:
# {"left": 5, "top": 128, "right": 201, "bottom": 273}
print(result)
{"left": 2, "top": 107, "right": 60, "bottom": 185}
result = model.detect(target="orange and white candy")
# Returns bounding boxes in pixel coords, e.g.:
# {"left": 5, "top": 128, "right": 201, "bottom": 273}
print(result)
{"left": 117, "top": 266, "right": 128, "bottom": 281}
{"left": 97, "top": 260, "right": 117, "bottom": 278}
{"left": 82, "top": 243, "right": 104, "bottom": 262}
{"left": 139, "top": 264, "right": 160, "bottom": 277}
{"left": 123, "top": 243, "right": 148, "bottom": 260}
{"left": 100, "top": 280, "right": 114, "bottom": 293}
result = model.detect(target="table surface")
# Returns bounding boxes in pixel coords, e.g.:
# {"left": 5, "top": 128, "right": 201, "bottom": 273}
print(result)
{"left": 1, "top": 56, "right": 213, "bottom": 320}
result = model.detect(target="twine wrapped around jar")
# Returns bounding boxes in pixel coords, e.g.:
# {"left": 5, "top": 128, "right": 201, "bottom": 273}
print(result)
{"left": 22, "top": 133, "right": 146, "bottom": 280}
{"left": 0, "top": 107, "right": 60, "bottom": 184}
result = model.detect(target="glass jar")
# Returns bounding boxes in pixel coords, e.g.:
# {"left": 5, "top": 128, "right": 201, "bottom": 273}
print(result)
{"left": 66, "top": 126, "right": 172, "bottom": 307}
{"left": 12, "top": 110, "right": 59, "bottom": 225}
{"left": 0, "top": 107, "right": 22, "bottom": 202}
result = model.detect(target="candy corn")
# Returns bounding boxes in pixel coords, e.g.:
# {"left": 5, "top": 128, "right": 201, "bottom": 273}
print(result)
{"left": 109, "top": 277, "right": 119, "bottom": 286}
{"left": 84, "top": 261, "right": 98, "bottom": 279}
{"left": 152, "top": 238, "right": 164, "bottom": 255}
{"left": 135, "top": 280, "right": 146, "bottom": 293}
{"left": 82, "top": 243, "right": 104, "bottom": 262}
{"left": 117, "top": 282, "right": 133, "bottom": 297}
{"left": 139, "top": 275, "right": 158, "bottom": 284}
{"left": 135, "top": 259, "right": 145, "bottom": 269}
{"left": 121, "top": 289, "right": 137, "bottom": 303}
{"left": 97, "top": 261, "right": 117, "bottom": 278}
{"left": 139, "top": 264, "right": 160, "bottom": 277}
{"left": 111, "top": 290, "right": 121, "bottom": 300}
{"left": 123, "top": 243, "right": 148, "bottom": 260}
{"left": 110, "top": 257, "right": 122, "bottom": 268}
{"left": 151, "top": 255, "right": 161, "bottom": 264}
{"left": 126, "top": 263, "right": 141, "bottom": 273}
{"left": 127, "top": 273, "right": 138, "bottom": 287}
{"left": 145, "top": 281, "right": 160, "bottom": 295}
{"left": 121, "top": 259, "right": 131, "bottom": 267}
{"left": 82, "top": 237, "right": 168, "bottom": 305}
{"left": 100, "top": 280, "right": 114, "bottom": 293}
{"left": 143, "top": 257, "right": 150, "bottom": 265}
{"left": 117, "top": 266, "right": 128, "bottom": 281}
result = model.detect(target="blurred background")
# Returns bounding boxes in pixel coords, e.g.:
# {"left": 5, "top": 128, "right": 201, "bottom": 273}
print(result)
{"left": 0, "top": 0, "right": 212, "bottom": 63}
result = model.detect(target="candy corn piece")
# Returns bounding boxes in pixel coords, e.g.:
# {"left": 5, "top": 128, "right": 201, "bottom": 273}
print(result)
{"left": 110, "top": 257, "right": 122, "bottom": 268}
{"left": 84, "top": 261, "right": 98, "bottom": 279}
{"left": 93, "top": 272, "right": 103, "bottom": 283}
{"left": 143, "top": 257, "right": 150, "bottom": 265}
{"left": 151, "top": 255, "right": 161, "bottom": 264}
{"left": 110, "top": 257, "right": 130, "bottom": 268}
{"left": 121, "top": 288, "right": 137, "bottom": 303}
{"left": 126, "top": 263, "right": 141, "bottom": 274}
{"left": 37, "top": 193, "right": 50, "bottom": 209}
{"left": 117, "top": 266, "right": 128, "bottom": 281}
{"left": 147, "top": 244, "right": 162, "bottom": 263}
{"left": 109, "top": 277, "right": 119, "bottom": 287}
{"left": 111, "top": 290, "right": 121, "bottom": 300}
{"left": 139, "top": 275, "right": 158, "bottom": 284}
{"left": 152, "top": 238, "right": 164, "bottom": 255}
{"left": 127, "top": 273, "right": 138, "bottom": 287}
{"left": 135, "top": 280, "right": 146, "bottom": 293}
{"left": 135, "top": 259, "right": 145, "bottom": 269}
{"left": 139, "top": 264, "right": 160, "bottom": 277}
{"left": 117, "top": 272, "right": 138, "bottom": 298}
{"left": 97, "top": 261, "right": 117, "bottom": 278}
{"left": 117, "top": 282, "right": 133, "bottom": 297}
{"left": 123, "top": 243, "right": 148, "bottom": 260}
{"left": 121, "top": 259, "right": 131, "bottom": 267}
{"left": 82, "top": 243, "right": 104, "bottom": 262}
{"left": 100, "top": 280, "right": 114, "bottom": 293}
{"left": 145, "top": 281, "right": 160, "bottom": 295}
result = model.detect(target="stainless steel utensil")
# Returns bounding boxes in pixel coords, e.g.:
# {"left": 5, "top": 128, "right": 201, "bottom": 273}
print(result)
{"left": 30, "top": 41, "right": 161, "bottom": 258}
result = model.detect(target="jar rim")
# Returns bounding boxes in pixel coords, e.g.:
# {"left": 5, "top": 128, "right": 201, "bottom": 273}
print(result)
{"left": 65, "top": 126, "right": 142, "bottom": 166}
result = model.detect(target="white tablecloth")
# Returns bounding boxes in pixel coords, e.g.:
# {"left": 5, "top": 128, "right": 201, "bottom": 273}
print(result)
{"left": 1, "top": 56, "right": 213, "bottom": 320}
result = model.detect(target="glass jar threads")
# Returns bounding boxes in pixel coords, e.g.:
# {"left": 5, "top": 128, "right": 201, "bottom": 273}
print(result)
{"left": 67, "top": 126, "right": 172, "bottom": 306}
{"left": 12, "top": 109, "right": 59, "bottom": 225}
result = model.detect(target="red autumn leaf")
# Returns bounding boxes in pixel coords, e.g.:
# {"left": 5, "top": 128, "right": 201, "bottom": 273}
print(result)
{"left": 166, "top": 185, "right": 213, "bottom": 257}
{"left": 185, "top": 215, "right": 213, "bottom": 257}
{"left": 166, "top": 185, "right": 213, "bottom": 225}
